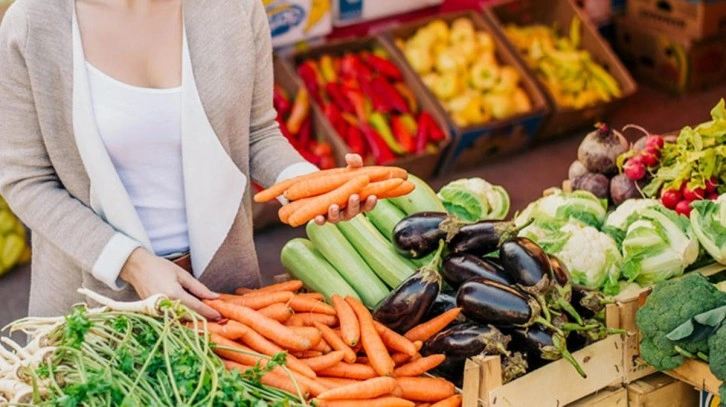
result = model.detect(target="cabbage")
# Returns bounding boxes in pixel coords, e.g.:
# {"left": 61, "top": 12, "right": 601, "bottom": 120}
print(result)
{"left": 621, "top": 205, "right": 700, "bottom": 285}
{"left": 437, "top": 178, "right": 510, "bottom": 222}
{"left": 602, "top": 199, "right": 660, "bottom": 244}
{"left": 514, "top": 189, "right": 608, "bottom": 229}
{"left": 690, "top": 194, "right": 726, "bottom": 264}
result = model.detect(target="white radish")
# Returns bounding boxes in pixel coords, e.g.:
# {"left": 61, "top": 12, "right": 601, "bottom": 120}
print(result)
{"left": 77, "top": 288, "right": 167, "bottom": 317}
{"left": 0, "top": 338, "right": 29, "bottom": 360}
{"left": 0, "top": 347, "right": 19, "bottom": 365}
{"left": 0, "top": 379, "right": 31, "bottom": 401}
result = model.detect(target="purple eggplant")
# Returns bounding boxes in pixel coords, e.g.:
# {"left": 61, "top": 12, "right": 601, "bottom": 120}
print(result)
{"left": 373, "top": 241, "right": 444, "bottom": 333}
{"left": 545, "top": 254, "right": 586, "bottom": 326}
{"left": 423, "top": 292, "right": 467, "bottom": 324}
{"left": 422, "top": 323, "right": 511, "bottom": 358}
{"left": 456, "top": 278, "right": 542, "bottom": 328}
{"left": 548, "top": 254, "right": 570, "bottom": 286}
{"left": 442, "top": 253, "right": 513, "bottom": 289}
{"left": 509, "top": 325, "right": 587, "bottom": 378}
{"left": 448, "top": 219, "right": 529, "bottom": 257}
{"left": 499, "top": 237, "right": 553, "bottom": 292}
{"left": 571, "top": 285, "right": 611, "bottom": 320}
{"left": 392, "top": 212, "right": 450, "bottom": 259}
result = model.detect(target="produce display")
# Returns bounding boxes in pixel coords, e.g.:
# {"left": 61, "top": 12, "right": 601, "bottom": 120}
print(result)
{"left": 0, "top": 196, "right": 30, "bottom": 276}
{"left": 504, "top": 17, "right": 621, "bottom": 109}
{"left": 273, "top": 85, "right": 336, "bottom": 170}
{"left": 296, "top": 49, "right": 447, "bottom": 165}
{"left": 436, "top": 178, "right": 510, "bottom": 222}
{"left": 394, "top": 17, "right": 533, "bottom": 127}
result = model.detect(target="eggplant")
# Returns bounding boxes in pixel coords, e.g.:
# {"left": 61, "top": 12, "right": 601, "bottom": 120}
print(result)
{"left": 392, "top": 212, "right": 450, "bottom": 259}
{"left": 423, "top": 292, "right": 467, "bottom": 324}
{"left": 499, "top": 237, "right": 552, "bottom": 291}
{"left": 422, "top": 323, "right": 511, "bottom": 358}
{"left": 431, "top": 356, "right": 467, "bottom": 388}
{"left": 373, "top": 242, "right": 444, "bottom": 333}
{"left": 456, "top": 278, "right": 542, "bottom": 327}
{"left": 571, "top": 285, "right": 611, "bottom": 320}
{"left": 442, "top": 253, "right": 513, "bottom": 289}
{"left": 546, "top": 254, "right": 586, "bottom": 326}
{"left": 548, "top": 254, "right": 570, "bottom": 287}
{"left": 509, "top": 325, "right": 587, "bottom": 378}
{"left": 447, "top": 219, "right": 526, "bottom": 257}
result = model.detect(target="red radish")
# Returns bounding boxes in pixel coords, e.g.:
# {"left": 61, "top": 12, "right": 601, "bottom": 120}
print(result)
{"left": 640, "top": 151, "right": 659, "bottom": 167}
{"left": 708, "top": 193, "right": 720, "bottom": 200}
{"left": 624, "top": 159, "right": 646, "bottom": 181}
{"left": 682, "top": 185, "right": 705, "bottom": 201}
{"left": 661, "top": 189, "right": 681, "bottom": 210}
{"left": 645, "top": 135, "right": 664, "bottom": 150}
{"left": 705, "top": 177, "right": 718, "bottom": 194}
{"left": 675, "top": 200, "right": 692, "bottom": 217}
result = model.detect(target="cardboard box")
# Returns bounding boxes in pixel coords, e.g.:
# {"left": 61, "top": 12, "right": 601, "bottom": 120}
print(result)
{"left": 701, "top": 390, "right": 722, "bottom": 407}
{"left": 627, "top": 373, "right": 699, "bottom": 406}
{"left": 626, "top": 0, "right": 726, "bottom": 40}
{"left": 384, "top": 11, "right": 550, "bottom": 174}
{"left": 288, "top": 36, "right": 452, "bottom": 180}
{"left": 568, "top": 386, "right": 628, "bottom": 407}
{"left": 485, "top": 0, "right": 637, "bottom": 141}
{"left": 615, "top": 17, "right": 726, "bottom": 94}
{"left": 265, "top": 0, "right": 333, "bottom": 49}
{"left": 331, "top": 0, "right": 443, "bottom": 27}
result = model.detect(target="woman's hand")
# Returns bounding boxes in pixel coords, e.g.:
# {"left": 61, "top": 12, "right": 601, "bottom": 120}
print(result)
{"left": 119, "top": 248, "right": 222, "bottom": 320}
{"left": 314, "top": 154, "right": 377, "bottom": 225}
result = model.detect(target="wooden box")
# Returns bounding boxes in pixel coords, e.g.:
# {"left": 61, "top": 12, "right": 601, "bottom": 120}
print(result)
{"left": 628, "top": 372, "right": 699, "bottom": 407}
{"left": 568, "top": 386, "right": 628, "bottom": 407}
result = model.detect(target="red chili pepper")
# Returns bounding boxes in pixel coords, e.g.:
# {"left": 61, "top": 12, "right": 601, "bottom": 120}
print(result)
{"left": 273, "top": 84, "right": 291, "bottom": 117}
{"left": 298, "top": 115, "right": 312, "bottom": 146}
{"left": 415, "top": 113, "right": 430, "bottom": 154}
{"left": 360, "top": 123, "right": 396, "bottom": 165}
{"left": 363, "top": 54, "right": 403, "bottom": 81}
{"left": 323, "top": 102, "right": 347, "bottom": 136}
{"left": 324, "top": 83, "right": 354, "bottom": 114}
{"left": 340, "top": 112, "right": 359, "bottom": 128}
{"left": 369, "top": 112, "right": 406, "bottom": 155}
{"left": 286, "top": 89, "right": 310, "bottom": 135}
{"left": 340, "top": 53, "right": 373, "bottom": 82}
{"left": 359, "top": 77, "right": 392, "bottom": 114}
{"left": 345, "top": 124, "right": 367, "bottom": 157}
{"left": 393, "top": 82, "right": 419, "bottom": 114}
{"left": 391, "top": 115, "right": 416, "bottom": 154}
{"left": 371, "top": 76, "right": 409, "bottom": 114}
{"left": 420, "top": 111, "right": 446, "bottom": 143}
{"left": 297, "top": 61, "right": 325, "bottom": 105}
{"left": 343, "top": 87, "right": 370, "bottom": 123}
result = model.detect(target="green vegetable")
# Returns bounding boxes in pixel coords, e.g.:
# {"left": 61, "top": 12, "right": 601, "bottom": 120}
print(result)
{"left": 337, "top": 215, "right": 416, "bottom": 288}
{"left": 437, "top": 177, "right": 510, "bottom": 222}
{"left": 364, "top": 199, "right": 407, "bottom": 241}
{"left": 602, "top": 198, "right": 660, "bottom": 245}
{"left": 636, "top": 274, "right": 726, "bottom": 371}
{"left": 708, "top": 324, "right": 726, "bottom": 402}
{"left": 281, "top": 238, "right": 360, "bottom": 302}
{"left": 388, "top": 174, "right": 445, "bottom": 215}
{"left": 621, "top": 206, "right": 700, "bottom": 285}
{"left": 690, "top": 194, "right": 726, "bottom": 265}
{"left": 515, "top": 189, "right": 607, "bottom": 229}
{"left": 306, "top": 221, "right": 389, "bottom": 308}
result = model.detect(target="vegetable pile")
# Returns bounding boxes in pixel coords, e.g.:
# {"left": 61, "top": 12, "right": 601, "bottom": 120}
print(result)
{"left": 0, "top": 196, "right": 30, "bottom": 277}
{"left": 394, "top": 17, "right": 533, "bottom": 127}
{"left": 297, "top": 49, "right": 447, "bottom": 165}
{"left": 437, "top": 178, "right": 510, "bottom": 222}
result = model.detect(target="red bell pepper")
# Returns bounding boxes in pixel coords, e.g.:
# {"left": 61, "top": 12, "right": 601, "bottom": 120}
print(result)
{"left": 324, "top": 82, "right": 354, "bottom": 114}
{"left": 420, "top": 111, "right": 446, "bottom": 143}
{"left": 415, "top": 112, "right": 430, "bottom": 154}
{"left": 391, "top": 115, "right": 416, "bottom": 154}
{"left": 394, "top": 82, "right": 419, "bottom": 114}
{"left": 286, "top": 89, "right": 310, "bottom": 135}
{"left": 345, "top": 125, "right": 367, "bottom": 157}
{"left": 371, "top": 76, "right": 409, "bottom": 114}
{"left": 273, "top": 84, "right": 291, "bottom": 117}
{"left": 359, "top": 77, "right": 392, "bottom": 114}
{"left": 364, "top": 54, "right": 403, "bottom": 81}
{"left": 369, "top": 112, "right": 406, "bottom": 155}
{"left": 360, "top": 123, "right": 396, "bottom": 165}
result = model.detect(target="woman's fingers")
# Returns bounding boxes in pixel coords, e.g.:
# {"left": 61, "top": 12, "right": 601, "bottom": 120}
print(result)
{"left": 361, "top": 195, "right": 377, "bottom": 213}
{"left": 341, "top": 194, "right": 361, "bottom": 220}
{"left": 179, "top": 290, "right": 222, "bottom": 321}
{"left": 327, "top": 204, "right": 341, "bottom": 223}
{"left": 344, "top": 153, "right": 363, "bottom": 168}
{"left": 177, "top": 270, "right": 220, "bottom": 300}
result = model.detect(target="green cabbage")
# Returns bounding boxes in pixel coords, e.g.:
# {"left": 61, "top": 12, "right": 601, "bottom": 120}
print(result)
{"left": 602, "top": 199, "right": 660, "bottom": 245}
{"left": 514, "top": 189, "right": 608, "bottom": 229}
{"left": 437, "top": 178, "right": 510, "bottom": 222}
{"left": 690, "top": 194, "right": 726, "bottom": 264}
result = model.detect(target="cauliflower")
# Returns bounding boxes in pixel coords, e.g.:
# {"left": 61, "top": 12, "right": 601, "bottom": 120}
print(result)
{"left": 602, "top": 199, "right": 659, "bottom": 244}
{"left": 514, "top": 189, "right": 607, "bottom": 229}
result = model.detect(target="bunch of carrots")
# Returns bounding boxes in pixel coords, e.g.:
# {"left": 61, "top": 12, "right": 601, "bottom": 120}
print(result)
{"left": 202, "top": 280, "right": 463, "bottom": 407}
{"left": 254, "top": 166, "right": 414, "bottom": 227}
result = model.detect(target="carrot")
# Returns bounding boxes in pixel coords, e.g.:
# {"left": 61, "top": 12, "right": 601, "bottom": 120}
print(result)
{"left": 395, "top": 377, "right": 455, "bottom": 402}
{"left": 359, "top": 178, "right": 404, "bottom": 201}
{"left": 301, "top": 350, "right": 346, "bottom": 372}
{"left": 317, "top": 376, "right": 398, "bottom": 400}
{"left": 218, "top": 291, "right": 294, "bottom": 310}
{"left": 413, "top": 341, "right": 423, "bottom": 351}
{"left": 235, "top": 321, "right": 317, "bottom": 379}
{"left": 356, "top": 356, "right": 369, "bottom": 365}
{"left": 289, "top": 296, "right": 337, "bottom": 315}
{"left": 223, "top": 360, "right": 309, "bottom": 397}
{"left": 345, "top": 296, "right": 394, "bottom": 377}
{"left": 315, "top": 397, "right": 415, "bottom": 407}
{"left": 254, "top": 178, "right": 296, "bottom": 203}
{"left": 430, "top": 395, "right": 462, "bottom": 407}
{"left": 287, "top": 313, "right": 338, "bottom": 327}
{"left": 312, "top": 339, "right": 333, "bottom": 354}
{"left": 189, "top": 320, "right": 247, "bottom": 340}
{"left": 377, "top": 181, "right": 415, "bottom": 199}
{"left": 318, "top": 362, "right": 378, "bottom": 380}
{"left": 287, "top": 175, "right": 370, "bottom": 227}
{"left": 279, "top": 198, "right": 310, "bottom": 224}
{"left": 391, "top": 352, "right": 415, "bottom": 366}
{"left": 391, "top": 385, "right": 403, "bottom": 398}
{"left": 332, "top": 295, "right": 360, "bottom": 347}
{"left": 257, "top": 303, "right": 294, "bottom": 323}
{"left": 288, "top": 326, "right": 323, "bottom": 346}
{"left": 317, "top": 377, "right": 362, "bottom": 389}
{"left": 314, "top": 322, "right": 357, "bottom": 364}
{"left": 393, "top": 354, "right": 446, "bottom": 377}
{"left": 374, "top": 321, "right": 417, "bottom": 356}
{"left": 417, "top": 404, "right": 431, "bottom": 407}
{"left": 297, "top": 292, "right": 325, "bottom": 301}
{"left": 294, "top": 350, "right": 323, "bottom": 358}
{"left": 234, "top": 287, "right": 254, "bottom": 295}
{"left": 404, "top": 308, "right": 462, "bottom": 342}
{"left": 204, "top": 300, "right": 312, "bottom": 351}
{"left": 284, "top": 167, "right": 408, "bottom": 201}
{"left": 255, "top": 280, "right": 304, "bottom": 294}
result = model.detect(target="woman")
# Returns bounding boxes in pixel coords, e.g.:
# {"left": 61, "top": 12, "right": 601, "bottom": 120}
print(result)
{"left": 0, "top": 0, "right": 375, "bottom": 320}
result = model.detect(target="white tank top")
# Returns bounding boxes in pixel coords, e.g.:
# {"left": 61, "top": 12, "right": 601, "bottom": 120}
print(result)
{"left": 85, "top": 62, "right": 189, "bottom": 256}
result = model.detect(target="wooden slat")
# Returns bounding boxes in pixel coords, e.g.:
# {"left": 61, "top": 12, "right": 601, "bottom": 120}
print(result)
{"left": 665, "top": 359, "right": 722, "bottom": 396}
{"left": 627, "top": 372, "right": 699, "bottom": 407}
{"left": 568, "top": 386, "right": 628, "bottom": 407}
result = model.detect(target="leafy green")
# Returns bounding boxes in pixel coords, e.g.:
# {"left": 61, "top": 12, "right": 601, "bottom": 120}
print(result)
{"left": 438, "top": 178, "right": 510, "bottom": 222}
{"left": 690, "top": 194, "right": 726, "bottom": 264}
{"left": 514, "top": 189, "right": 607, "bottom": 229}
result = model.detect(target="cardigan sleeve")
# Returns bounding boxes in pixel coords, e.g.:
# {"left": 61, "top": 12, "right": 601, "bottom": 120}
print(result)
{"left": 0, "top": 4, "right": 140, "bottom": 291}
{"left": 246, "top": 0, "right": 318, "bottom": 189}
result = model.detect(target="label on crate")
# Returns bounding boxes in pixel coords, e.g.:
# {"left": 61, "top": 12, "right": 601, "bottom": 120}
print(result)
{"left": 265, "top": 0, "right": 333, "bottom": 49}
{"left": 331, "top": 0, "right": 443, "bottom": 26}
{"left": 701, "top": 390, "right": 721, "bottom": 407}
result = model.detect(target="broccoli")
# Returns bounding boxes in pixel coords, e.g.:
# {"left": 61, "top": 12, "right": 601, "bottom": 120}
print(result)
{"left": 636, "top": 274, "right": 726, "bottom": 371}
{"left": 708, "top": 324, "right": 726, "bottom": 406}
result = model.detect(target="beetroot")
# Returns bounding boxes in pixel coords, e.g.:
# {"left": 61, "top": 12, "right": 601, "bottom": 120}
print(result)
{"left": 610, "top": 174, "right": 644, "bottom": 205}
{"left": 577, "top": 123, "right": 629, "bottom": 175}
{"left": 573, "top": 173, "right": 610, "bottom": 199}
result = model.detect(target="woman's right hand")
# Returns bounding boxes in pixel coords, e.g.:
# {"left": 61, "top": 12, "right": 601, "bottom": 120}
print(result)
{"left": 119, "top": 248, "right": 222, "bottom": 320}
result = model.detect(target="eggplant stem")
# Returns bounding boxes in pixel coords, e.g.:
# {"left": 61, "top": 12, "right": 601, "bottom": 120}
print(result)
{"left": 557, "top": 299, "right": 585, "bottom": 326}
{"left": 554, "top": 334, "right": 587, "bottom": 378}
{"left": 439, "top": 217, "right": 472, "bottom": 242}
{"left": 536, "top": 318, "right": 564, "bottom": 337}
{"left": 497, "top": 218, "right": 534, "bottom": 247}
{"left": 561, "top": 323, "right": 601, "bottom": 332}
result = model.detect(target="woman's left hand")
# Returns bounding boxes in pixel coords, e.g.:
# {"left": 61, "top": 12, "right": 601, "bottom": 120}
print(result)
{"left": 314, "top": 154, "right": 377, "bottom": 225}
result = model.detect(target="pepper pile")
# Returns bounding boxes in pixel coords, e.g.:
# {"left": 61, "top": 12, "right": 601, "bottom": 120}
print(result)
{"left": 0, "top": 196, "right": 30, "bottom": 277}
{"left": 297, "top": 49, "right": 447, "bottom": 165}
{"left": 273, "top": 85, "right": 337, "bottom": 170}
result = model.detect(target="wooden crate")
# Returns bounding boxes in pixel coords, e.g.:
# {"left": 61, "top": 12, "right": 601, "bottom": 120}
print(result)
{"left": 568, "top": 386, "right": 628, "bottom": 407}
{"left": 665, "top": 359, "right": 722, "bottom": 398}
{"left": 627, "top": 372, "right": 699, "bottom": 407}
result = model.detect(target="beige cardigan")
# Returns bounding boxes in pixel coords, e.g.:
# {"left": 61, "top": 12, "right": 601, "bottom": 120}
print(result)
{"left": 0, "top": 0, "right": 310, "bottom": 317}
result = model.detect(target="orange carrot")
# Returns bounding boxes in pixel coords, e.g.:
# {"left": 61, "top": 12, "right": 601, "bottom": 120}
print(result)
{"left": 331, "top": 294, "right": 360, "bottom": 347}
{"left": 430, "top": 395, "right": 462, "bottom": 407}
{"left": 314, "top": 322, "right": 357, "bottom": 364}
{"left": 359, "top": 178, "right": 404, "bottom": 201}
{"left": 318, "top": 362, "right": 378, "bottom": 380}
{"left": 234, "top": 287, "right": 254, "bottom": 295}
{"left": 191, "top": 320, "right": 248, "bottom": 340}
{"left": 255, "top": 280, "right": 304, "bottom": 294}
{"left": 279, "top": 198, "right": 310, "bottom": 224}
{"left": 395, "top": 377, "right": 455, "bottom": 402}
{"left": 287, "top": 313, "right": 338, "bottom": 327}
{"left": 374, "top": 321, "right": 417, "bottom": 356}
{"left": 417, "top": 404, "right": 431, "bottom": 407}
{"left": 218, "top": 291, "right": 294, "bottom": 310}
{"left": 413, "top": 341, "right": 423, "bottom": 351}
{"left": 297, "top": 292, "right": 325, "bottom": 301}
{"left": 289, "top": 296, "right": 337, "bottom": 315}
{"left": 300, "top": 350, "right": 346, "bottom": 372}
{"left": 393, "top": 354, "right": 446, "bottom": 377}
{"left": 317, "top": 376, "right": 398, "bottom": 400}
{"left": 317, "top": 377, "right": 362, "bottom": 389}
{"left": 294, "top": 350, "right": 323, "bottom": 358}
{"left": 377, "top": 181, "right": 415, "bottom": 199}
{"left": 345, "top": 296, "right": 394, "bottom": 377}
{"left": 223, "top": 360, "right": 309, "bottom": 397}
{"left": 205, "top": 300, "right": 312, "bottom": 351}
{"left": 254, "top": 178, "right": 296, "bottom": 203}
{"left": 312, "top": 339, "right": 333, "bottom": 354}
{"left": 284, "top": 167, "right": 408, "bottom": 201}
{"left": 235, "top": 321, "right": 317, "bottom": 379}
{"left": 315, "top": 397, "right": 415, "bottom": 407}
{"left": 391, "top": 352, "right": 415, "bottom": 366}
{"left": 356, "top": 356, "right": 369, "bottom": 365}
{"left": 288, "top": 326, "right": 323, "bottom": 346}
{"left": 287, "top": 175, "right": 370, "bottom": 227}
{"left": 404, "top": 308, "right": 462, "bottom": 342}
{"left": 257, "top": 303, "right": 294, "bottom": 323}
